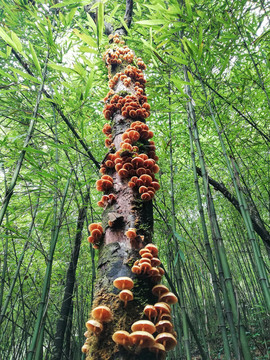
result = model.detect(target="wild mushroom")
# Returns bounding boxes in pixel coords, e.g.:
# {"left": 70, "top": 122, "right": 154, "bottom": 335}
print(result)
{"left": 155, "top": 332, "right": 177, "bottom": 351}
{"left": 131, "top": 320, "right": 156, "bottom": 334}
{"left": 85, "top": 319, "right": 103, "bottom": 335}
{"left": 81, "top": 344, "right": 90, "bottom": 354}
{"left": 152, "top": 285, "right": 169, "bottom": 298}
{"left": 159, "top": 292, "right": 178, "bottom": 305}
{"left": 143, "top": 305, "right": 157, "bottom": 321}
{"left": 119, "top": 289, "right": 133, "bottom": 307}
{"left": 155, "top": 320, "right": 174, "bottom": 334}
{"left": 130, "top": 331, "right": 155, "bottom": 353}
{"left": 149, "top": 343, "right": 166, "bottom": 360}
{"left": 112, "top": 330, "right": 131, "bottom": 347}
{"left": 113, "top": 277, "right": 134, "bottom": 290}
{"left": 145, "top": 243, "right": 158, "bottom": 256}
{"left": 91, "top": 305, "right": 112, "bottom": 323}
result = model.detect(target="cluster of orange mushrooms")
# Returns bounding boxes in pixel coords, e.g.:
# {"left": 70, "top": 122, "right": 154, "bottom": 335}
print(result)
{"left": 83, "top": 35, "right": 177, "bottom": 357}
{"left": 82, "top": 243, "right": 178, "bottom": 358}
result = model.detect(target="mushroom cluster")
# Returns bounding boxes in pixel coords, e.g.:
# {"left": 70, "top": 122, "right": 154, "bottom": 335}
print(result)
{"left": 113, "top": 277, "right": 134, "bottom": 307}
{"left": 131, "top": 243, "right": 164, "bottom": 283}
{"left": 87, "top": 223, "right": 103, "bottom": 249}
{"left": 82, "top": 305, "right": 113, "bottom": 354}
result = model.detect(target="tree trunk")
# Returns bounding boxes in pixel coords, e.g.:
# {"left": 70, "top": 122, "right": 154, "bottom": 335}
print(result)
{"left": 84, "top": 37, "right": 166, "bottom": 360}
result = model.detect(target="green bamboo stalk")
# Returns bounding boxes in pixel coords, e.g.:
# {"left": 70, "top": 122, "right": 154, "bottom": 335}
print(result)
{"left": 187, "top": 118, "right": 232, "bottom": 360}
{"left": 193, "top": 66, "right": 270, "bottom": 310}
{"left": 0, "top": 187, "right": 41, "bottom": 324}
{"left": 26, "top": 173, "right": 72, "bottom": 360}
{"left": 168, "top": 77, "right": 192, "bottom": 360}
{"left": 0, "top": 50, "right": 50, "bottom": 228}
{"left": 184, "top": 65, "right": 252, "bottom": 358}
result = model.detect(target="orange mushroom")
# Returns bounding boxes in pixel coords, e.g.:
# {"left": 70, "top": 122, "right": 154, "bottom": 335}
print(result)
{"left": 131, "top": 320, "right": 156, "bottom": 334}
{"left": 159, "top": 292, "right": 178, "bottom": 305}
{"left": 85, "top": 319, "right": 103, "bottom": 335}
{"left": 143, "top": 305, "right": 157, "bottom": 321}
{"left": 130, "top": 331, "right": 155, "bottom": 351}
{"left": 112, "top": 330, "right": 131, "bottom": 347}
{"left": 91, "top": 305, "right": 112, "bottom": 323}
{"left": 125, "top": 228, "right": 137, "bottom": 239}
{"left": 113, "top": 277, "right": 134, "bottom": 290}
{"left": 119, "top": 289, "right": 133, "bottom": 307}
{"left": 155, "top": 332, "right": 177, "bottom": 351}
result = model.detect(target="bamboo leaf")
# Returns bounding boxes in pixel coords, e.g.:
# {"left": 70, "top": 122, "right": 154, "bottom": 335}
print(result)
{"left": 48, "top": 63, "right": 75, "bottom": 74}
{"left": 73, "top": 29, "right": 96, "bottom": 47}
{"left": 136, "top": 19, "right": 167, "bottom": 26}
{"left": 84, "top": 70, "right": 94, "bottom": 99}
{"left": 29, "top": 42, "right": 42, "bottom": 77}
{"left": 97, "top": 1, "right": 104, "bottom": 48}
{"left": 11, "top": 67, "right": 41, "bottom": 84}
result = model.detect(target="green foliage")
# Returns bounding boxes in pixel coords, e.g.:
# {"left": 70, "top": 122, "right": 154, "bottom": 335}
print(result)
{"left": 0, "top": 0, "right": 269, "bottom": 359}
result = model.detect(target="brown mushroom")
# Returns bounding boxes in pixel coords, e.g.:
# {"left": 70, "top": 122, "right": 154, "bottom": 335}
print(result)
{"left": 91, "top": 305, "right": 112, "bottom": 323}
{"left": 145, "top": 243, "right": 158, "bottom": 256}
{"left": 130, "top": 331, "right": 155, "bottom": 352}
{"left": 143, "top": 305, "right": 157, "bottom": 321}
{"left": 85, "top": 319, "right": 103, "bottom": 335}
{"left": 149, "top": 343, "right": 166, "bottom": 359}
{"left": 159, "top": 292, "right": 178, "bottom": 305}
{"left": 155, "top": 332, "right": 177, "bottom": 351}
{"left": 151, "top": 257, "right": 161, "bottom": 267}
{"left": 156, "top": 320, "right": 174, "bottom": 333}
{"left": 119, "top": 289, "right": 133, "bottom": 307}
{"left": 113, "top": 277, "right": 134, "bottom": 290}
{"left": 112, "top": 330, "right": 131, "bottom": 347}
{"left": 131, "top": 320, "right": 156, "bottom": 334}
{"left": 81, "top": 344, "right": 89, "bottom": 354}
{"left": 152, "top": 285, "right": 169, "bottom": 298}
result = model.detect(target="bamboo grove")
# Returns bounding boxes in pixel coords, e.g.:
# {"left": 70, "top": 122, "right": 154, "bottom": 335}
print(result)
{"left": 0, "top": 0, "right": 269, "bottom": 359}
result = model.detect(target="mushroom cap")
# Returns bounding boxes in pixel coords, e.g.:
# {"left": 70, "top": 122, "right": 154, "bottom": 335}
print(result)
{"left": 156, "top": 320, "right": 174, "bottom": 333}
{"left": 145, "top": 243, "right": 158, "bottom": 256}
{"left": 131, "top": 320, "right": 156, "bottom": 334}
{"left": 151, "top": 257, "right": 161, "bottom": 267}
{"left": 131, "top": 265, "right": 141, "bottom": 274}
{"left": 149, "top": 343, "right": 166, "bottom": 358}
{"left": 85, "top": 319, "right": 103, "bottom": 335}
{"left": 130, "top": 331, "right": 155, "bottom": 349}
{"left": 88, "top": 222, "right": 103, "bottom": 233}
{"left": 149, "top": 267, "right": 160, "bottom": 277}
{"left": 113, "top": 277, "right": 134, "bottom": 290}
{"left": 160, "top": 313, "right": 172, "bottom": 321}
{"left": 156, "top": 332, "right": 177, "bottom": 351}
{"left": 143, "top": 305, "right": 157, "bottom": 320}
{"left": 159, "top": 292, "right": 178, "bottom": 305}
{"left": 125, "top": 228, "right": 137, "bottom": 239}
{"left": 112, "top": 330, "right": 131, "bottom": 346}
{"left": 139, "top": 258, "right": 151, "bottom": 265}
{"left": 152, "top": 285, "right": 169, "bottom": 297}
{"left": 139, "top": 248, "right": 151, "bottom": 256}
{"left": 154, "top": 302, "right": 171, "bottom": 315}
{"left": 119, "top": 289, "right": 133, "bottom": 303}
{"left": 158, "top": 267, "right": 165, "bottom": 276}
{"left": 141, "top": 252, "right": 153, "bottom": 259}
{"left": 91, "top": 305, "right": 112, "bottom": 322}
{"left": 140, "top": 262, "right": 152, "bottom": 273}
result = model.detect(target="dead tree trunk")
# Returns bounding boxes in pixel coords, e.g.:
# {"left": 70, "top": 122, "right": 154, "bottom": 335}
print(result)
{"left": 82, "top": 35, "right": 176, "bottom": 360}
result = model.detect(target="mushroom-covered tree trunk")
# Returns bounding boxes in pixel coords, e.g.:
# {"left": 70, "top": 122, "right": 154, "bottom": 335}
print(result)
{"left": 83, "top": 35, "right": 177, "bottom": 360}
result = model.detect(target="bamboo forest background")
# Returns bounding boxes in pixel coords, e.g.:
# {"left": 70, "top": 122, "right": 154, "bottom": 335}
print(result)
{"left": 0, "top": 0, "right": 269, "bottom": 359}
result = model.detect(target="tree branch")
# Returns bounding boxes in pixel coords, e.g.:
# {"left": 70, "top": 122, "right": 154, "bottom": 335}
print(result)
{"left": 196, "top": 166, "right": 270, "bottom": 256}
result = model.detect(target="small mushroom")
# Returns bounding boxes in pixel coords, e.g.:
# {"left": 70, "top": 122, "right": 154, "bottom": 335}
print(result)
{"left": 155, "top": 332, "right": 177, "bottom": 351}
{"left": 81, "top": 343, "right": 90, "bottom": 353}
{"left": 85, "top": 319, "right": 103, "bottom": 335}
{"left": 112, "top": 330, "right": 131, "bottom": 347}
{"left": 143, "top": 305, "right": 157, "bottom": 321}
{"left": 159, "top": 292, "right": 178, "bottom": 305}
{"left": 113, "top": 277, "right": 134, "bottom": 290}
{"left": 145, "top": 243, "right": 158, "bottom": 256}
{"left": 119, "top": 289, "right": 133, "bottom": 307}
{"left": 91, "top": 305, "right": 112, "bottom": 323}
{"left": 131, "top": 320, "right": 156, "bottom": 334}
{"left": 130, "top": 331, "right": 155, "bottom": 352}
{"left": 149, "top": 343, "right": 166, "bottom": 360}
{"left": 152, "top": 285, "right": 169, "bottom": 298}
{"left": 156, "top": 320, "right": 174, "bottom": 333}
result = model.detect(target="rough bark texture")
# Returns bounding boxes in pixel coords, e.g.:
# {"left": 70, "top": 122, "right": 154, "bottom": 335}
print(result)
{"left": 84, "top": 39, "right": 161, "bottom": 359}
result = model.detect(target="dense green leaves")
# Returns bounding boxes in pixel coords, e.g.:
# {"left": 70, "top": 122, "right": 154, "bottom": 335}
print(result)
{"left": 0, "top": 0, "right": 269, "bottom": 359}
